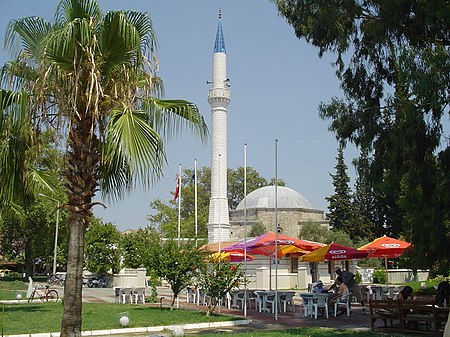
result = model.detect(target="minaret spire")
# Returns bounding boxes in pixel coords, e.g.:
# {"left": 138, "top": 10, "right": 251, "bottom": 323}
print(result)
{"left": 214, "top": 8, "right": 226, "bottom": 54}
{"left": 207, "top": 10, "right": 231, "bottom": 243}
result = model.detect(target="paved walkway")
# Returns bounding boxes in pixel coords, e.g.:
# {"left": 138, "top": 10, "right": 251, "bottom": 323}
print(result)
{"left": 79, "top": 287, "right": 374, "bottom": 335}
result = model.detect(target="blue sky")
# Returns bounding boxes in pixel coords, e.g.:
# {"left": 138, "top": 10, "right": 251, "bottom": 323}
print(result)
{"left": 1, "top": 0, "right": 359, "bottom": 231}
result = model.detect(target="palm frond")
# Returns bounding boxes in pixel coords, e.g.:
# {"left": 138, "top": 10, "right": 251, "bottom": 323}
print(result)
{"left": 4, "top": 16, "right": 51, "bottom": 60}
{"left": 145, "top": 98, "right": 209, "bottom": 143}
{"left": 100, "top": 107, "right": 166, "bottom": 201}
{"left": 100, "top": 11, "right": 141, "bottom": 68}
{"left": 55, "top": 0, "right": 102, "bottom": 24}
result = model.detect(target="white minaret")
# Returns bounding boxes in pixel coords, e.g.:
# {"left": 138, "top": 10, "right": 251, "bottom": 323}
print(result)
{"left": 207, "top": 9, "right": 231, "bottom": 244}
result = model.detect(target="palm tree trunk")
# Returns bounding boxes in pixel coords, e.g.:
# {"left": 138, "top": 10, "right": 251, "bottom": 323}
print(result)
{"left": 60, "top": 213, "right": 85, "bottom": 336}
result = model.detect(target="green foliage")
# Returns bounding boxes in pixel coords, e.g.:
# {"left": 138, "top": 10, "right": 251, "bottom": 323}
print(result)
{"left": 148, "top": 166, "right": 282, "bottom": 238}
{"left": 354, "top": 271, "right": 362, "bottom": 285}
{"left": 146, "top": 239, "right": 205, "bottom": 307}
{"left": 120, "top": 227, "right": 159, "bottom": 269}
{"left": 249, "top": 222, "right": 266, "bottom": 237}
{"left": 326, "top": 142, "right": 360, "bottom": 240}
{"left": 372, "top": 269, "right": 387, "bottom": 284}
{"left": 273, "top": 0, "right": 450, "bottom": 272}
{"left": 299, "top": 222, "right": 353, "bottom": 246}
{"left": 197, "top": 261, "right": 245, "bottom": 315}
{"left": 84, "top": 219, "right": 122, "bottom": 275}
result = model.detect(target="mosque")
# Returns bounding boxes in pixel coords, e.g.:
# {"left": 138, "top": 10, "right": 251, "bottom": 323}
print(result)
{"left": 205, "top": 11, "right": 330, "bottom": 289}
{"left": 206, "top": 11, "right": 327, "bottom": 244}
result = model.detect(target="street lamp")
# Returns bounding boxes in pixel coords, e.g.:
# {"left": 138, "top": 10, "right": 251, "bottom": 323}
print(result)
{"left": 38, "top": 194, "right": 60, "bottom": 275}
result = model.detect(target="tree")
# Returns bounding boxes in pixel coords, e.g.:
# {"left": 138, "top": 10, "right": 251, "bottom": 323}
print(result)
{"left": 0, "top": 91, "right": 63, "bottom": 276}
{"left": 273, "top": 0, "right": 450, "bottom": 273}
{"left": 326, "top": 142, "right": 357, "bottom": 239}
{"left": 352, "top": 148, "right": 376, "bottom": 239}
{"left": 146, "top": 239, "right": 205, "bottom": 308}
{"left": 84, "top": 219, "right": 121, "bottom": 275}
{"left": 1, "top": 1, "right": 208, "bottom": 335}
{"left": 299, "top": 221, "right": 353, "bottom": 246}
{"left": 148, "top": 166, "right": 280, "bottom": 238}
{"left": 197, "top": 261, "right": 245, "bottom": 316}
{"left": 121, "top": 227, "right": 159, "bottom": 269}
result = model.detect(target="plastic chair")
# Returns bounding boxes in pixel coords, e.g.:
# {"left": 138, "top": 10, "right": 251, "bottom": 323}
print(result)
{"left": 254, "top": 291, "right": 266, "bottom": 312}
{"left": 133, "top": 287, "right": 146, "bottom": 304}
{"left": 312, "top": 293, "right": 329, "bottom": 319}
{"left": 265, "top": 293, "right": 280, "bottom": 313}
{"left": 119, "top": 287, "right": 133, "bottom": 304}
{"left": 280, "top": 291, "right": 296, "bottom": 312}
{"left": 300, "top": 293, "right": 314, "bottom": 317}
{"left": 334, "top": 292, "right": 352, "bottom": 316}
{"left": 235, "top": 291, "right": 246, "bottom": 309}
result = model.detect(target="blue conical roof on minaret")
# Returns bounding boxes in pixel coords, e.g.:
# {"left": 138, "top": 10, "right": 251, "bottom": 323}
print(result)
{"left": 213, "top": 8, "right": 226, "bottom": 53}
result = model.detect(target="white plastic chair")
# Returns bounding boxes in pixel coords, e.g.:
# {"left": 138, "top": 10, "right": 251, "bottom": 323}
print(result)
{"left": 333, "top": 292, "right": 352, "bottom": 316}
{"left": 254, "top": 291, "right": 265, "bottom": 312}
{"left": 265, "top": 293, "right": 280, "bottom": 313}
{"left": 312, "top": 293, "right": 329, "bottom": 319}
{"left": 120, "top": 287, "right": 133, "bottom": 304}
{"left": 300, "top": 293, "right": 314, "bottom": 317}
{"left": 280, "top": 291, "right": 296, "bottom": 312}
{"left": 133, "top": 287, "right": 146, "bottom": 304}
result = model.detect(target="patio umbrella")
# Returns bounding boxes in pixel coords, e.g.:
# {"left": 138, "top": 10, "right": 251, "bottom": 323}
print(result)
{"left": 300, "top": 243, "right": 369, "bottom": 262}
{"left": 357, "top": 235, "right": 412, "bottom": 284}
{"left": 207, "top": 251, "right": 254, "bottom": 262}
{"left": 222, "top": 231, "right": 322, "bottom": 258}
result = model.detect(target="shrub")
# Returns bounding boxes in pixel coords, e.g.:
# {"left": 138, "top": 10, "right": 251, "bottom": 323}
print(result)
{"left": 355, "top": 271, "right": 362, "bottom": 284}
{"left": 372, "top": 269, "right": 386, "bottom": 284}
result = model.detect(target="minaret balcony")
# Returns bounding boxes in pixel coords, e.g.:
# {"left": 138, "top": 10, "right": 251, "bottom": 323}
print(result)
{"left": 208, "top": 88, "right": 231, "bottom": 103}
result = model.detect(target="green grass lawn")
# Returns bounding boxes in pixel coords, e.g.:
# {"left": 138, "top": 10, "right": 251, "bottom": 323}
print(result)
{"left": 0, "top": 302, "right": 236, "bottom": 335}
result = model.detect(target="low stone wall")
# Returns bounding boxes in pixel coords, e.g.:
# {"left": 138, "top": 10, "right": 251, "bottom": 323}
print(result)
{"left": 112, "top": 268, "right": 147, "bottom": 288}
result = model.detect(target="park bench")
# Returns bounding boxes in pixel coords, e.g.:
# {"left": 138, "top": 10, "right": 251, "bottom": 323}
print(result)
{"left": 370, "top": 299, "right": 449, "bottom": 336}
{"left": 400, "top": 300, "right": 448, "bottom": 335}
{"left": 369, "top": 299, "right": 402, "bottom": 331}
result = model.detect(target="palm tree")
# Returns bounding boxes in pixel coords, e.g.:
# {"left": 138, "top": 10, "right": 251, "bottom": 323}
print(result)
{"left": 1, "top": 1, "right": 208, "bottom": 335}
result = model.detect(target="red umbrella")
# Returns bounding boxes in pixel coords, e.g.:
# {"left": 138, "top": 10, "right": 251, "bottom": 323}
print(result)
{"left": 301, "top": 243, "right": 368, "bottom": 262}
{"left": 358, "top": 235, "right": 412, "bottom": 284}
{"left": 222, "top": 231, "right": 323, "bottom": 258}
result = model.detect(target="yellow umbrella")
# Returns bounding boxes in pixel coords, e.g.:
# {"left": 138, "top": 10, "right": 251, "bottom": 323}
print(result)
{"left": 207, "top": 251, "right": 254, "bottom": 262}
{"left": 301, "top": 243, "right": 368, "bottom": 262}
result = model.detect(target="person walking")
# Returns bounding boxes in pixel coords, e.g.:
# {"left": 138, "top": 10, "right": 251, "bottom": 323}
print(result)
{"left": 335, "top": 267, "right": 366, "bottom": 313}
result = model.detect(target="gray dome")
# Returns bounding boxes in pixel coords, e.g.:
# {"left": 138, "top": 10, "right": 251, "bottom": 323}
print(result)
{"left": 236, "top": 186, "right": 312, "bottom": 210}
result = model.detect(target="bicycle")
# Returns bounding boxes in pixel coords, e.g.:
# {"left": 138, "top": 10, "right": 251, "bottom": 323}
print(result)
{"left": 28, "top": 284, "right": 59, "bottom": 302}
{"left": 47, "top": 273, "right": 65, "bottom": 286}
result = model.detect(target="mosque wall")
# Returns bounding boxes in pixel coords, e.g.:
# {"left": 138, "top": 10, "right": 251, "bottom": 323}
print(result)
{"left": 229, "top": 208, "right": 327, "bottom": 240}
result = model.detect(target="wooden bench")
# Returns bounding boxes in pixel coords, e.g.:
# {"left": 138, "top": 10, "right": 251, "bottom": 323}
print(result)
{"left": 370, "top": 299, "right": 449, "bottom": 336}
{"left": 369, "top": 299, "right": 402, "bottom": 331}
{"left": 401, "top": 300, "right": 448, "bottom": 335}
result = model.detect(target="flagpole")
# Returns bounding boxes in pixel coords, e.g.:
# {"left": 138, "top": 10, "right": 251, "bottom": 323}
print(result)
{"left": 274, "top": 139, "right": 278, "bottom": 321}
{"left": 194, "top": 159, "right": 198, "bottom": 247}
{"left": 178, "top": 164, "right": 182, "bottom": 245}
{"left": 243, "top": 143, "right": 248, "bottom": 317}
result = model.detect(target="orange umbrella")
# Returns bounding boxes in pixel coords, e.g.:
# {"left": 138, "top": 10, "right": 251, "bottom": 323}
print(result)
{"left": 358, "top": 235, "right": 411, "bottom": 258}
{"left": 301, "top": 243, "right": 368, "bottom": 262}
{"left": 358, "top": 235, "right": 412, "bottom": 284}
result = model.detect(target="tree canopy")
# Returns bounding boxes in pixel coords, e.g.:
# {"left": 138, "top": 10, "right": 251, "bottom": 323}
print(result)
{"left": 273, "top": 0, "right": 450, "bottom": 274}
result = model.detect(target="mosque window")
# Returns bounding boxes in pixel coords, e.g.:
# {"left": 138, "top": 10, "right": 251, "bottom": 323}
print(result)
{"left": 290, "top": 257, "right": 299, "bottom": 273}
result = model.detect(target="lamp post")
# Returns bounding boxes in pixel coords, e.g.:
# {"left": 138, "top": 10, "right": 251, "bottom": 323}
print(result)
{"left": 38, "top": 194, "right": 60, "bottom": 275}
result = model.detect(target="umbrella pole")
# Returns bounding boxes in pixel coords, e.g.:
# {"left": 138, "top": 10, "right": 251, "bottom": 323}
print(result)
{"left": 269, "top": 254, "right": 272, "bottom": 290}
{"left": 385, "top": 257, "right": 389, "bottom": 285}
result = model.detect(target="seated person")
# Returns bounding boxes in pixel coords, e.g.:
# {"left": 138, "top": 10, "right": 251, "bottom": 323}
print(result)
{"left": 393, "top": 286, "right": 414, "bottom": 300}
{"left": 312, "top": 280, "right": 326, "bottom": 293}
{"left": 329, "top": 276, "right": 350, "bottom": 310}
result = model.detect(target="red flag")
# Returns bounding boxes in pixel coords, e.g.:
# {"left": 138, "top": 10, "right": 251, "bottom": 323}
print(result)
{"left": 173, "top": 177, "right": 180, "bottom": 200}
